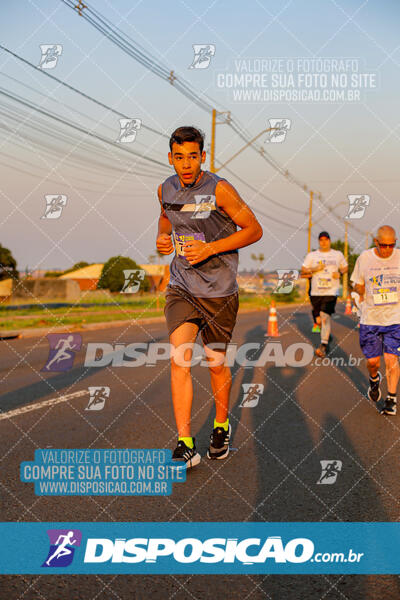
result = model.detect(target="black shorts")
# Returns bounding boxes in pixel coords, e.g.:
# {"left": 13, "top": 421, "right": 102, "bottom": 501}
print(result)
{"left": 310, "top": 295, "right": 337, "bottom": 316}
{"left": 164, "top": 285, "right": 239, "bottom": 350}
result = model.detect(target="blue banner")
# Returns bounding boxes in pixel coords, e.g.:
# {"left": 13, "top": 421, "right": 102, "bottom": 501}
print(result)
{"left": 0, "top": 522, "right": 399, "bottom": 574}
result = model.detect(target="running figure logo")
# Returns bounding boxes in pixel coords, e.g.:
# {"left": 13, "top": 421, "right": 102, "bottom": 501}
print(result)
{"left": 239, "top": 383, "right": 264, "bottom": 408}
{"left": 266, "top": 119, "right": 291, "bottom": 143}
{"left": 274, "top": 270, "right": 298, "bottom": 294}
{"left": 116, "top": 118, "right": 141, "bottom": 143}
{"left": 192, "top": 195, "right": 216, "bottom": 219}
{"left": 86, "top": 386, "right": 110, "bottom": 411}
{"left": 188, "top": 44, "right": 216, "bottom": 69}
{"left": 122, "top": 269, "right": 145, "bottom": 293}
{"left": 41, "top": 195, "right": 67, "bottom": 219}
{"left": 42, "top": 334, "right": 82, "bottom": 372}
{"left": 38, "top": 45, "right": 63, "bottom": 70}
{"left": 317, "top": 460, "right": 343, "bottom": 484}
{"left": 345, "top": 195, "right": 370, "bottom": 219}
{"left": 42, "top": 529, "right": 81, "bottom": 567}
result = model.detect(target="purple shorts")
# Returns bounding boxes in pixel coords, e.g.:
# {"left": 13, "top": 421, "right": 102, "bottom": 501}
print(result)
{"left": 359, "top": 324, "right": 400, "bottom": 358}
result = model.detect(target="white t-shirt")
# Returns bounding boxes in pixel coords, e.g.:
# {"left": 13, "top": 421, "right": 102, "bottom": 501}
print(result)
{"left": 302, "top": 249, "right": 347, "bottom": 296}
{"left": 350, "top": 248, "right": 400, "bottom": 326}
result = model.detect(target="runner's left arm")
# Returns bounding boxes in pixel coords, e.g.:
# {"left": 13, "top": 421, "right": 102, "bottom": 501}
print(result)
{"left": 183, "top": 181, "right": 263, "bottom": 265}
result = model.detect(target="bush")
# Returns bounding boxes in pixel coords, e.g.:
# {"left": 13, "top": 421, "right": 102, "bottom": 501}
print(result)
{"left": 98, "top": 256, "right": 150, "bottom": 293}
{"left": 273, "top": 286, "right": 300, "bottom": 303}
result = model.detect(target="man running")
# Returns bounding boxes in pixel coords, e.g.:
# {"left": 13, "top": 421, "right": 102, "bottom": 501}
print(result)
{"left": 351, "top": 225, "right": 400, "bottom": 415}
{"left": 45, "top": 531, "right": 77, "bottom": 566}
{"left": 301, "top": 231, "right": 348, "bottom": 357}
{"left": 45, "top": 335, "right": 76, "bottom": 370}
{"left": 156, "top": 126, "right": 263, "bottom": 468}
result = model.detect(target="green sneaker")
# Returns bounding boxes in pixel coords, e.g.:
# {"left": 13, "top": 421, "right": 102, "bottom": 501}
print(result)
{"left": 312, "top": 324, "right": 321, "bottom": 333}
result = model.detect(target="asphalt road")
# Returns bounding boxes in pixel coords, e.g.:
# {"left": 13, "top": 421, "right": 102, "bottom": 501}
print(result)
{"left": 1, "top": 303, "right": 400, "bottom": 599}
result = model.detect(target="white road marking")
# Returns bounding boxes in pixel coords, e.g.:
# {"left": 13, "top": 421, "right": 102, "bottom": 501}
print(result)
{"left": 0, "top": 390, "right": 88, "bottom": 421}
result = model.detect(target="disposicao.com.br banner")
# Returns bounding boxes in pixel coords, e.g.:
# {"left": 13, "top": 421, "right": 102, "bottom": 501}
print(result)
{"left": 0, "top": 522, "right": 399, "bottom": 575}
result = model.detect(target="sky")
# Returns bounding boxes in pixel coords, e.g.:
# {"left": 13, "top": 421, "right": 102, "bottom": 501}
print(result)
{"left": 0, "top": 0, "right": 399, "bottom": 273}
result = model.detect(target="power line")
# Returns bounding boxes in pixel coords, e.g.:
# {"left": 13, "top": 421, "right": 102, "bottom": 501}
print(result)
{"left": 217, "top": 161, "right": 306, "bottom": 220}
{"left": 61, "top": 0, "right": 368, "bottom": 239}
{"left": 0, "top": 86, "right": 171, "bottom": 170}
{"left": 0, "top": 44, "right": 170, "bottom": 140}
{"left": 0, "top": 94, "right": 166, "bottom": 178}
{"left": 0, "top": 71, "right": 167, "bottom": 162}
{"left": 1, "top": 40, "right": 314, "bottom": 228}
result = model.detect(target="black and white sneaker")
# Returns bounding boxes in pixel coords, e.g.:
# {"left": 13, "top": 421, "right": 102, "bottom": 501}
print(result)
{"left": 171, "top": 439, "right": 201, "bottom": 469}
{"left": 207, "top": 424, "right": 231, "bottom": 460}
{"left": 381, "top": 397, "right": 397, "bottom": 416}
{"left": 367, "top": 371, "right": 382, "bottom": 403}
{"left": 315, "top": 343, "right": 328, "bottom": 358}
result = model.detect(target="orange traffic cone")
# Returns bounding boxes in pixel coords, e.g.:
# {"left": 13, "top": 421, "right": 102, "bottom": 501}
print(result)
{"left": 267, "top": 300, "right": 279, "bottom": 337}
{"left": 345, "top": 295, "right": 352, "bottom": 315}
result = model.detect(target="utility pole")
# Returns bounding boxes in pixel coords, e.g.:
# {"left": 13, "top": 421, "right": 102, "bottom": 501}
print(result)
{"left": 307, "top": 190, "right": 313, "bottom": 253}
{"left": 343, "top": 219, "right": 349, "bottom": 299}
{"left": 209, "top": 109, "right": 233, "bottom": 173}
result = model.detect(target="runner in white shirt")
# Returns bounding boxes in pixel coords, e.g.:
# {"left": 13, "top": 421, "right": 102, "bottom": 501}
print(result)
{"left": 351, "top": 225, "right": 400, "bottom": 415}
{"left": 301, "top": 231, "right": 348, "bottom": 357}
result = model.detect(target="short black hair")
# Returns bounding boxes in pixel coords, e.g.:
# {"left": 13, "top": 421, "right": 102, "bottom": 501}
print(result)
{"left": 169, "top": 126, "right": 205, "bottom": 153}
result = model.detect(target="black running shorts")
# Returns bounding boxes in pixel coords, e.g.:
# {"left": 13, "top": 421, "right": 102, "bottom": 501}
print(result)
{"left": 310, "top": 295, "right": 337, "bottom": 316}
{"left": 164, "top": 285, "right": 239, "bottom": 350}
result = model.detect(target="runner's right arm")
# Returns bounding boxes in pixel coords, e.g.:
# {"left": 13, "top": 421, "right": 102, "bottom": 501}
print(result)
{"left": 301, "top": 253, "right": 323, "bottom": 278}
{"left": 156, "top": 184, "right": 174, "bottom": 255}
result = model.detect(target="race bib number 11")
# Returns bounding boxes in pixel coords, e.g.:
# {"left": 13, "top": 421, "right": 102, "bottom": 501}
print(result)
{"left": 317, "top": 277, "right": 332, "bottom": 289}
{"left": 373, "top": 287, "right": 398, "bottom": 305}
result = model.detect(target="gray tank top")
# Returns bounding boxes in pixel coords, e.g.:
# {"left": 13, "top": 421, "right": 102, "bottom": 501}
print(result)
{"left": 161, "top": 170, "right": 239, "bottom": 298}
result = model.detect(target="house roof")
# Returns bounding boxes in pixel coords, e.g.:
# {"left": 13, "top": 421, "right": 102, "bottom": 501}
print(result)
{"left": 60, "top": 264, "right": 104, "bottom": 279}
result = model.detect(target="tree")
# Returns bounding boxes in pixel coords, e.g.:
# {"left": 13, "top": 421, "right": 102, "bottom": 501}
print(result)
{"left": 98, "top": 256, "right": 150, "bottom": 293}
{"left": 0, "top": 243, "right": 18, "bottom": 281}
{"left": 330, "top": 239, "right": 359, "bottom": 278}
